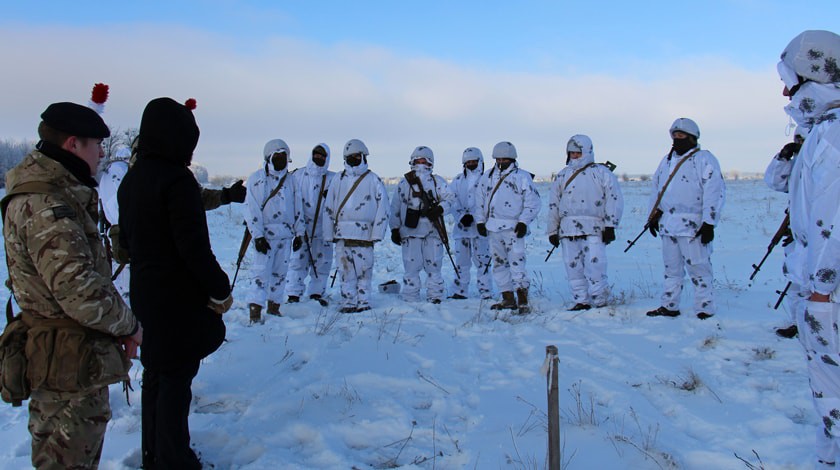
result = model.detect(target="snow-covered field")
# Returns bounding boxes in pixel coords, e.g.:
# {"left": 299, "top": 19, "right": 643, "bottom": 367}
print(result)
{"left": 0, "top": 179, "right": 816, "bottom": 469}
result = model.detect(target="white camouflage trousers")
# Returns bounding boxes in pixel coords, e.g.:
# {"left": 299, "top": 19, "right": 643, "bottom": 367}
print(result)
{"left": 660, "top": 235, "right": 715, "bottom": 315}
{"left": 336, "top": 240, "right": 374, "bottom": 310}
{"left": 560, "top": 235, "right": 608, "bottom": 306}
{"left": 248, "top": 238, "right": 292, "bottom": 306}
{"left": 450, "top": 236, "right": 492, "bottom": 299}
{"left": 799, "top": 300, "right": 840, "bottom": 468}
{"left": 400, "top": 234, "right": 444, "bottom": 302}
{"left": 488, "top": 229, "right": 528, "bottom": 292}
{"left": 286, "top": 237, "right": 334, "bottom": 298}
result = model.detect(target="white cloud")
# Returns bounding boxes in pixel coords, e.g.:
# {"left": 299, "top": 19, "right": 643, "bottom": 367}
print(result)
{"left": 0, "top": 24, "right": 791, "bottom": 179}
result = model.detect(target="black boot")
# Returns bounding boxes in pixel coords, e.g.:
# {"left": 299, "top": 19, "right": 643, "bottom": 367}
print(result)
{"left": 646, "top": 306, "right": 680, "bottom": 317}
{"left": 775, "top": 324, "right": 798, "bottom": 338}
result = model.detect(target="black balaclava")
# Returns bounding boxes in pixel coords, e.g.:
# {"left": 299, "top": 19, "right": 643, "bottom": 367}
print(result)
{"left": 271, "top": 152, "right": 288, "bottom": 171}
{"left": 496, "top": 159, "right": 513, "bottom": 171}
{"left": 312, "top": 146, "right": 327, "bottom": 167}
{"left": 345, "top": 154, "right": 364, "bottom": 167}
{"left": 672, "top": 136, "right": 696, "bottom": 156}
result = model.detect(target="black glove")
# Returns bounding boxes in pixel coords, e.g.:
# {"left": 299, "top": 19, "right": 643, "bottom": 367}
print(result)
{"left": 292, "top": 236, "right": 303, "bottom": 252}
{"left": 696, "top": 222, "right": 715, "bottom": 244}
{"left": 782, "top": 228, "right": 794, "bottom": 247}
{"left": 221, "top": 180, "right": 247, "bottom": 204}
{"left": 602, "top": 227, "right": 616, "bottom": 245}
{"left": 459, "top": 214, "right": 474, "bottom": 227}
{"left": 254, "top": 237, "right": 270, "bottom": 254}
{"left": 391, "top": 228, "right": 402, "bottom": 245}
{"left": 477, "top": 223, "right": 487, "bottom": 237}
{"left": 514, "top": 222, "right": 528, "bottom": 238}
{"left": 548, "top": 234, "right": 560, "bottom": 247}
{"left": 778, "top": 142, "right": 802, "bottom": 161}
{"left": 648, "top": 210, "right": 662, "bottom": 237}
{"left": 424, "top": 204, "right": 444, "bottom": 219}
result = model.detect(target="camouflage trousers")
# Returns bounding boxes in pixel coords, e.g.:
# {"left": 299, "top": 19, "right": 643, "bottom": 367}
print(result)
{"left": 28, "top": 386, "right": 110, "bottom": 469}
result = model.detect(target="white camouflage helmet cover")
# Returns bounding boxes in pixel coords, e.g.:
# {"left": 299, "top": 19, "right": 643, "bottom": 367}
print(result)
{"left": 779, "top": 30, "right": 840, "bottom": 87}
{"left": 343, "top": 138, "right": 369, "bottom": 158}
{"left": 669, "top": 118, "right": 700, "bottom": 139}
{"left": 566, "top": 134, "right": 593, "bottom": 154}
{"left": 491, "top": 141, "right": 517, "bottom": 160}
{"left": 462, "top": 147, "right": 483, "bottom": 164}
{"left": 263, "top": 138, "right": 291, "bottom": 162}
{"left": 409, "top": 145, "right": 434, "bottom": 166}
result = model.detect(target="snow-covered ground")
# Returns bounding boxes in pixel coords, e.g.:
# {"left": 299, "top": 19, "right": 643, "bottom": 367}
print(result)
{"left": 0, "top": 179, "right": 816, "bottom": 469}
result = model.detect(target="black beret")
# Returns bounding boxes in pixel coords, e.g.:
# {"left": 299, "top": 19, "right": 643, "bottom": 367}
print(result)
{"left": 40, "top": 102, "right": 110, "bottom": 139}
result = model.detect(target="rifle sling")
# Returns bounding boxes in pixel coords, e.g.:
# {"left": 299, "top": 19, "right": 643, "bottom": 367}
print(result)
{"left": 647, "top": 148, "right": 699, "bottom": 222}
{"left": 485, "top": 171, "right": 512, "bottom": 220}
{"left": 563, "top": 162, "right": 597, "bottom": 190}
{"left": 334, "top": 170, "right": 371, "bottom": 228}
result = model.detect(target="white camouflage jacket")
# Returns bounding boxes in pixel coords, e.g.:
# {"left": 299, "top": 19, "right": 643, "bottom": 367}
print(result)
{"left": 647, "top": 146, "right": 725, "bottom": 237}
{"left": 474, "top": 163, "right": 541, "bottom": 232}
{"left": 293, "top": 144, "right": 336, "bottom": 240}
{"left": 448, "top": 164, "right": 484, "bottom": 239}
{"left": 323, "top": 161, "right": 390, "bottom": 242}
{"left": 389, "top": 170, "right": 453, "bottom": 238}
{"left": 244, "top": 164, "right": 302, "bottom": 240}
{"left": 547, "top": 151, "right": 623, "bottom": 237}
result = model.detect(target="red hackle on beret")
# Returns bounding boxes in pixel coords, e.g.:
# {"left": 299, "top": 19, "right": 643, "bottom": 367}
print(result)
{"left": 184, "top": 98, "right": 197, "bottom": 110}
{"left": 91, "top": 83, "right": 109, "bottom": 105}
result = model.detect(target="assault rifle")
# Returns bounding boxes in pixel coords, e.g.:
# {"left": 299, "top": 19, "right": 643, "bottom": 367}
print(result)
{"left": 749, "top": 214, "right": 790, "bottom": 281}
{"left": 624, "top": 208, "right": 662, "bottom": 253}
{"left": 232, "top": 223, "right": 252, "bottom": 289}
{"left": 404, "top": 171, "right": 460, "bottom": 279}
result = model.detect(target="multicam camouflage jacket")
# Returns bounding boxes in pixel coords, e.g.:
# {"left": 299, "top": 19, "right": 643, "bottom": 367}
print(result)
{"left": 3, "top": 150, "right": 137, "bottom": 337}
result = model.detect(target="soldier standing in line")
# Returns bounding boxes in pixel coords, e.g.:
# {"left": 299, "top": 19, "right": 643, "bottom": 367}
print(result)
{"left": 286, "top": 143, "right": 336, "bottom": 306}
{"left": 389, "top": 146, "right": 453, "bottom": 304}
{"left": 546, "top": 134, "right": 623, "bottom": 311}
{"left": 244, "top": 139, "right": 303, "bottom": 323}
{"left": 645, "top": 118, "right": 725, "bottom": 320}
{"left": 2, "top": 101, "right": 142, "bottom": 469}
{"left": 323, "top": 139, "right": 390, "bottom": 313}
{"left": 447, "top": 147, "right": 493, "bottom": 300}
{"left": 474, "top": 141, "right": 542, "bottom": 314}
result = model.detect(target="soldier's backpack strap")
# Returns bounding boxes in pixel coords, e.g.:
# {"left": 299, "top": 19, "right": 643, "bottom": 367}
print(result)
{"left": 1, "top": 182, "right": 64, "bottom": 323}
{"left": 563, "top": 163, "right": 597, "bottom": 190}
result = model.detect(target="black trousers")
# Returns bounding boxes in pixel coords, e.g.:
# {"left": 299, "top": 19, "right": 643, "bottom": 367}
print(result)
{"left": 142, "top": 360, "right": 201, "bottom": 469}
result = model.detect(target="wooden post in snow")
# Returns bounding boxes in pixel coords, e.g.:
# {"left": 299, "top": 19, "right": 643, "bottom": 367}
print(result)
{"left": 546, "top": 345, "right": 560, "bottom": 470}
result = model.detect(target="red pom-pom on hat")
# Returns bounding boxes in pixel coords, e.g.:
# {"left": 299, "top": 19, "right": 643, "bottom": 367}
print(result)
{"left": 88, "top": 83, "right": 109, "bottom": 114}
{"left": 184, "top": 98, "right": 197, "bottom": 110}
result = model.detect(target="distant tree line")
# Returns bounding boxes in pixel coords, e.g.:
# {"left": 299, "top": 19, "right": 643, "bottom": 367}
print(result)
{"left": 0, "top": 139, "right": 36, "bottom": 187}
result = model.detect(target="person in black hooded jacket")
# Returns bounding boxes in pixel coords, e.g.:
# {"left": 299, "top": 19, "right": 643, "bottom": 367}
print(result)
{"left": 118, "top": 97, "right": 233, "bottom": 469}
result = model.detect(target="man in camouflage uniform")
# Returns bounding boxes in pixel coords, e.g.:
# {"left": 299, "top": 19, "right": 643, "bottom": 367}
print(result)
{"left": 2, "top": 102, "right": 142, "bottom": 469}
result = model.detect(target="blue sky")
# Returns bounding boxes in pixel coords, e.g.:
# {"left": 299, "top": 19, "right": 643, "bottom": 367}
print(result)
{"left": 2, "top": 1, "right": 839, "bottom": 177}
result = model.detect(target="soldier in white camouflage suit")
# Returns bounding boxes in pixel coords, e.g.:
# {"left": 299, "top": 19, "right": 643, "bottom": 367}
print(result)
{"left": 645, "top": 118, "right": 725, "bottom": 320}
{"left": 474, "top": 141, "right": 542, "bottom": 313}
{"left": 447, "top": 147, "right": 493, "bottom": 300}
{"left": 547, "top": 135, "right": 623, "bottom": 311}
{"left": 389, "top": 146, "right": 454, "bottom": 303}
{"left": 244, "top": 139, "right": 304, "bottom": 322}
{"left": 777, "top": 30, "right": 840, "bottom": 467}
{"left": 2, "top": 102, "right": 142, "bottom": 469}
{"left": 323, "top": 139, "right": 390, "bottom": 313}
{"left": 286, "top": 144, "right": 336, "bottom": 306}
